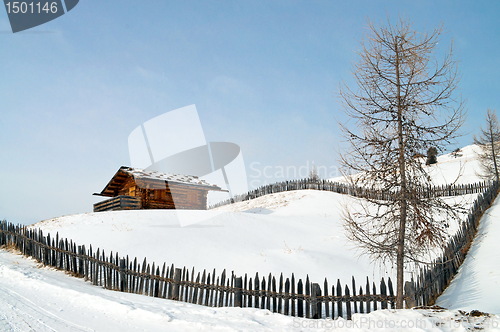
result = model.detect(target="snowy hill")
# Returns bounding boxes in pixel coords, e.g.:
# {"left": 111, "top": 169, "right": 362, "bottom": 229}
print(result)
{"left": 33, "top": 145, "right": 483, "bottom": 284}
{"left": 34, "top": 191, "right": 478, "bottom": 287}
{"left": 331, "top": 144, "right": 483, "bottom": 186}
{"left": 35, "top": 191, "right": 391, "bottom": 284}
{"left": 428, "top": 145, "right": 484, "bottom": 185}
{"left": 9, "top": 143, "right": 500, "bottom": 330}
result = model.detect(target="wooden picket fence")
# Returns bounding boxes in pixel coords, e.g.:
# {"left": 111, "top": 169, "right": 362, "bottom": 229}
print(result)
{"left": 405, "top": 180, "right": 499, "bottom": 306}
{"left": 0, "top": 220, "right": 397, "bottom": 319}
{"left": 0, "top": 181, "right": 497, "bottom": 320}
{"left": 210, "top": 178, "right": 491, "bottom": 209}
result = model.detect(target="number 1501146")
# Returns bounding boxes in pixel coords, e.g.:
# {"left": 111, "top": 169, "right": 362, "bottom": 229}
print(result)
{"left": 5, "top": 1, "right": 59, "bottom": 14}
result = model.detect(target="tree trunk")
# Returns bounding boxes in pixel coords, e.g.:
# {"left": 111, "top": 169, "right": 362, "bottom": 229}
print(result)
{"left": 395, "top": 36, "right": 407, "bottom": 309}
{"left": 488, "top": 113, "right": 500, "bottom": 183}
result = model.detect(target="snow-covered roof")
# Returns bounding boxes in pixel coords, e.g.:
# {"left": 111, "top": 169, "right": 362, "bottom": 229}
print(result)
{"left": 95, "top": 166, "right": 223, "bottom": 197}
{"left": 122, "top": 166, "right": 217, "bottom": 187}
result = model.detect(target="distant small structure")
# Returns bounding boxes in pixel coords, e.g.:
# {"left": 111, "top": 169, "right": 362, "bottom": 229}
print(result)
{"left": 93, "top": 166, "right": 224, "bottom": 212}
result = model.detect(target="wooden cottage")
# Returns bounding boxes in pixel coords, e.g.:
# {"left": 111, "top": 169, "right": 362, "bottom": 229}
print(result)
{"left": 93, "top": 166, "right": 224, "bottom": 212}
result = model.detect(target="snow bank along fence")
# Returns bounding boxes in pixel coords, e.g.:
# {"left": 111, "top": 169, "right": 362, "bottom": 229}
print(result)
{"left": 0, "top": 181, "right": 497, "bottom": 320}
{"left": 405, "top": 180, "right": 499, "bottom": 306}
{"left": 210, "top": 178, "right": 492, "bottom": 208}
{"left": 0, "top": 220, "right": 395, "bottom": 319}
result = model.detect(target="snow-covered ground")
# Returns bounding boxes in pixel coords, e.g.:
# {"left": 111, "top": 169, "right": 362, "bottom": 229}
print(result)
{"left": 437, "top": 193, "right": 500, "bottom": 314}
{"left": 33, "top": 190, "right": 478, "bottom": 287}
{"left": 331, "top": 145, "right": 482, "bottom": 186}
{"left": 427, "top": 145, "right": 484, "bottom": 185}
{"left": 2, "top": 144, "right": 499, "bottom": 331}
{"left": 0, "top": 249, "right": 304, "bottom": 331}
{"left": 35, "top": 190, "right": 391, "bottom": 285}
{"left": 1, "top": 249, "right": 499, "bottom": 331}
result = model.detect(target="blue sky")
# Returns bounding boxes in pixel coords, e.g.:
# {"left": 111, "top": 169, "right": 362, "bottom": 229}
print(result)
{"left": 1, "top": 1, "right": 499, "bottom": 224}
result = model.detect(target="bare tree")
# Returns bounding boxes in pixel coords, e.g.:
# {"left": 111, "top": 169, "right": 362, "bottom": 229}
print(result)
{"left": 309, "top": 163, "right": 320, "bottom": 181}
{"left": 339, "top": 20, "right": 464, "bottom": 308}
{"left": 474, "top": 109, "right": 500, "bottom": 183}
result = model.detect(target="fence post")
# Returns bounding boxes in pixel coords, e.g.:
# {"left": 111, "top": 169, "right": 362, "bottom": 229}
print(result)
{"left": 235, "top": 277, "right": 243, "bottom": 308}
{"left": 172, "top": 268, "right": 182, "bottom": 300}
{"left": 380, "top": 278, "right": 387, "bottom": 309}
{"left": 311, "top": 283, "right": 321, "bottom": 319}
{"left": 119, "top": 258, "right": 127, "bottom": 292}
{"left": 404, "top": 281, "right": 417, "bottom": 308}
{"left": 297, "top": 279, "right": 304, "bottom": 317}
{"left": 345, "top": 284, "right": 352, "bottom": 320}
{"left": 77, "top": 245, "right": 83, "bottom": 277}
{"left": 337, "top": 279, "right": 343, "bottom": 318}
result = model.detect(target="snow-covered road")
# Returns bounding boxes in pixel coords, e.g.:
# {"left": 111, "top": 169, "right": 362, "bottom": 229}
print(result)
{"left": 2, "top": 249, "right": 500, "bottom": 331}
{"left": 0, "top": 286, "right": 93, "bottom": 331}
{"left": 0, "top": 249, "right": 306, "bottom": 331}
{"left": 0, "top": 250, "right": 168, "bottom": 331}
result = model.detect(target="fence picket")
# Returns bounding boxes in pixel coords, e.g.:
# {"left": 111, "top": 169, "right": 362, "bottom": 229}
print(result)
{"left": 291, "top": 274, "right": 296, "bottom": 316}
{"left": 381, "top": 278, "right": 387, "bottom": 309}
{"left": 254, "top": 273, "right": 260, "bottom": 308}
{"left": 266, "top": 273, "right": 272, "bottom": 311}
{"left": 219, "top": 270, "right": 226, "bottom": 307}
{"left": 345, "top": 284, "right": 352, "bottom": 320}
{"left": 234, "top": 277, "right": 243, "bottom": 307}
{"left": 358, "top": 286, "right": 364, "bottom": 314}
{"left": 284, "top": 278, "right": 290, "bottom": 315}
{"left": 336, "top": 280, "right": 342, "bottom": 318}
{"left": 248, "top": 277, "right": 253, "bottom": 308}
{"left": 305, "top": 275, "right": 310, "bottom": 318}
{"left": 297, "top": 279, "right": 304, "bottom": 318}
{"left": 311, "top": 283, "right": 321, "bottom": 319}
{"left": 324, "top": 279, "right": 329, "bottom": 318}
{"left": 193, "top": 272, "right": 200, "bottom": 304}
{"left": 260, "top": 277, "right": 266, "bottom": 310}
{"left": 199, "top": 270, "right": 206, "bottom": 306}
{"left": 278, "top": 274, "right": 283, "bottom": 314}
{"left": 365, "top": 278, "right": 371, "bottom": 314}
{"left": 352, "top": 276, "right": 358, "bottom": 314}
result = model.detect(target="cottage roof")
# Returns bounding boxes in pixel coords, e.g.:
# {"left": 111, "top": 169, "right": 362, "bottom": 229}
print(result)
{"left": 95, "top": 166, "right": 224, "bottom": 197}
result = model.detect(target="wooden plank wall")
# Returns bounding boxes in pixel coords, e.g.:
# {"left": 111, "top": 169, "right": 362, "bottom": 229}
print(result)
{"left": 97, "top": 179, "right": 210, "bottom": 211}
{"left": 94, "top": 196, "right": 142, "bottom": 212}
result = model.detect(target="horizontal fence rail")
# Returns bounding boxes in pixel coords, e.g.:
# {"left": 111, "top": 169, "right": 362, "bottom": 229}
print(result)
{"left": 210, "top": 179, "right": 491, "bottom": 209}
{"left": 0, "top": 181, "right": 497, "bottom": 320}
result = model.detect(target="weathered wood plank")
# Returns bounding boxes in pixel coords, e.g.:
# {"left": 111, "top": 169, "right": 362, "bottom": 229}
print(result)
{"left": 345, "top": 285, "right": 352, "bottom": 320}
{"left": 172, "top": 268, "right": 182, "bottom": 301}
{"left": 297, "top": 279, "right": 304, "bottom": 318}
{"left": 337, "top": 279, "right": 342, "bottom": 318}
{"left": 311, "top": 283, "right": 321, "bottom": 319}
{"left": 235, "top": 277, "right": 243, "bottom": 308}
